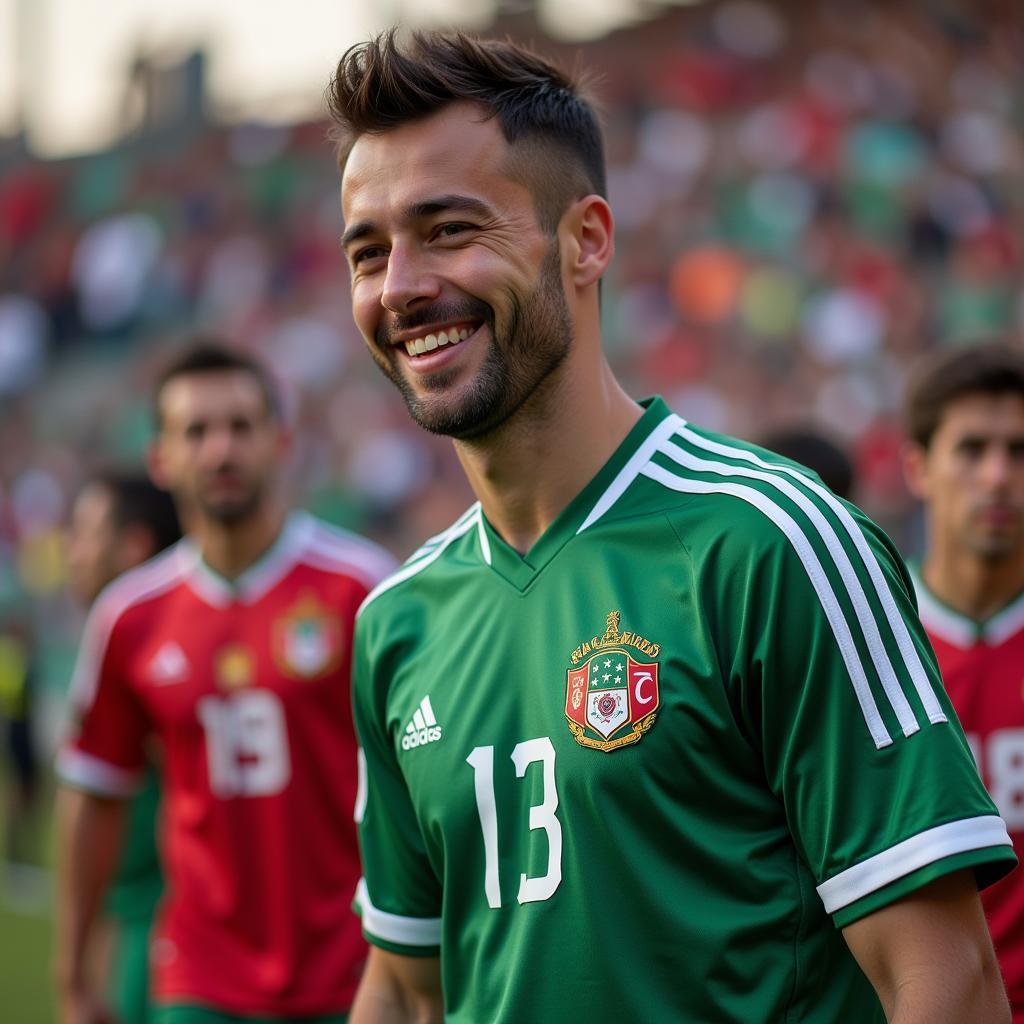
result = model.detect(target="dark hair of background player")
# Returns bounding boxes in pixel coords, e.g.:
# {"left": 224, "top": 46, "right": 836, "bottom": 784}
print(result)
{"left": 760, "top": 428, "right": 854, "bottom": 501}
{"left": 86, "top": 470, "right": 182, "bottom": 553}
{"left": 905, "top": 339, "right": 1024, "bottom": 449}
{"left": 326, "top": 29, "right": 606, "bottom": 233}
{"left": 153, "top": 338, "right": 281, "bottom": 429}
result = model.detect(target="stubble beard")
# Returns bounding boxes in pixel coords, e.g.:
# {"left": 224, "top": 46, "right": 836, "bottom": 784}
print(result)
{"left": 372, "top": 243, "right": 574, "bottom": 441}
{"left": 194, "top": 478, "right": 266, "bottom": 526}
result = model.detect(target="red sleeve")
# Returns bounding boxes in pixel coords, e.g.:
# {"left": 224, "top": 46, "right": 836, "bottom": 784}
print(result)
{"left": 56, "top": 592, "right": 150, "bottom": 797}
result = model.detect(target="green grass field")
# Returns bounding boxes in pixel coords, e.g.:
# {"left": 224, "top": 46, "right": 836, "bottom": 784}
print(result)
{"left": 1, "top": 762, "right": 56, "bottom": 1024}
{"left": 0, "top": 893, "right": 55, "bottom": 1024}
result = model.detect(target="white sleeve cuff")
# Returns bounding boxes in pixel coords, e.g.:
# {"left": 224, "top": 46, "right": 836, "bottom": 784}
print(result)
{"left": 817, "top": 815, "right": 1012, "bottom": 913}
{"left": 356, "top": 877, "right": 442, "bottom": 947}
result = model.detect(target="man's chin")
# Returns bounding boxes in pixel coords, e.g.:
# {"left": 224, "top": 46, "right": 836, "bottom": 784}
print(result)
{"left": 197, "top": 495, "right": 261, "bottom": 525}
{"left": 971, "top": 534, "right": 1024, "bottom": 561}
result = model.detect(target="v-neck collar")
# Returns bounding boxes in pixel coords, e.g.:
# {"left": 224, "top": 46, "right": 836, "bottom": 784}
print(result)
{"left": 909, "top": 563, "right": 1024, "bottom": 649}
{"left": 179, "top": 511, "right": 310, "bottom": 608}
{"left": 478, "top": 397, "right": 676, "bottom": 590}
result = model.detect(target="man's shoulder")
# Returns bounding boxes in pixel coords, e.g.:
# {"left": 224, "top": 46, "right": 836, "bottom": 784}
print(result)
{"left": 292, "top": 511, "right": 398, "bottom": 591}
{"left": 91, "top": 543, "right": 188, "bottom": 633}
{"left": 602, "top": 416, "right": 848, "bottom": 548}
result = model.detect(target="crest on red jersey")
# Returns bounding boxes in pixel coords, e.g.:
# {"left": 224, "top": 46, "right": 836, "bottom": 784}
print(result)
{"left": 273, "top": 591, "right": 343, "bottom": 680}
{"left": 215, "top": 644, "right": 255, "bottom": 690}
{"left": 565, "top": 611, "right": 661, "bottom": 753}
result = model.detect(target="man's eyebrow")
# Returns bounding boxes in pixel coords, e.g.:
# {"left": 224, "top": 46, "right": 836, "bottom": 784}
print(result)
{"left": 341, "top": 194, "right": 496, "bottom": 249}
{"left": 341, "top": 221, "right": 374, "bottom": 249}
{"left": 408, "top": 194, "right": 496, "bottom": 221}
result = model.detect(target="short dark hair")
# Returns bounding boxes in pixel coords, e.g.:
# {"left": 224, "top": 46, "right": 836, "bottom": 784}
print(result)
{"left": 905, "top": 339, "right": 1024, "bottom": 448}
{"left": 327, "top": 29, "right": 606, "bottom": 233}
{"left": 89, "top": 470, "right": 182, "bottom": 554}
{"left": 154, "top": 338, "right": 280, "bottom": 428}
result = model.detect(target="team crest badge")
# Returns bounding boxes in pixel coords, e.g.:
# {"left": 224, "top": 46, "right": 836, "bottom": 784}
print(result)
{"left": 565, "top": 610, "right": 661, "bottom": 753}
{"left": 273, "top": 591, "right": 343, "bottom": 679}
{"left": 215, "top": 644, "right": 255, "bottom": 690}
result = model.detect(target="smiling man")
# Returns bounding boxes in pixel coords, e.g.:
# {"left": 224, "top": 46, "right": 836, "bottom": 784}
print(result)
{"left": 330, "top": 31, "right": 1016, "bottom": 1023}
{"left": 903, "top": 340, "right": 1024, "bottom": 1021}
{"left": 54, "top": 341, "right": 394, "bottom": 1024}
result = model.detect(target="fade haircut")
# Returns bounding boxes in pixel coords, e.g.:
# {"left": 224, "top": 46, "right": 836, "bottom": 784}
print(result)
{"left": 327, "top": 29, "right": 606, "bottom": 234}
{"left": 905, "top": 339, "right": 1024, "bottom": 448}
{"left": 154, "top": 338, "right": 281, "bottom": 429}
{"left": 88, "top": 470, "right": 182, "bottom": 554}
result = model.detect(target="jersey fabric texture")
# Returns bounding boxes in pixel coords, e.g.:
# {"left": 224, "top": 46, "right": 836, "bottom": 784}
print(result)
{"left": 912, "top": 568, "right": 1024, "bottom": 1021}
{"left": 152, "top": 1008, "right": 347, "bottom": 1024}
{"left": 109, "top": 912, "right": 156, "bottom": 1024}
{"left": 103, "top": 721, "right": 162, "bottom": 1024}
{"left": 58, "top": 512, "right": 395, "bottom": 1018}
{"left": 353, "top": 397, "right": 1015, "bottom": 1024}
{"left": 105, "top": 765, "right": 163, "bottom": 923}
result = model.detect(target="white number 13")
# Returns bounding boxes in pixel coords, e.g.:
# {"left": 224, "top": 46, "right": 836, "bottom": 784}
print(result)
{"left": 466, "top": 737, "right": 563, "bottom": 909}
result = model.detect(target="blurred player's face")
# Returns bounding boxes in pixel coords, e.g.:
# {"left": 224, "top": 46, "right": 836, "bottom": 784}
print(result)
{"left": 907, "top": 392, "right": 1024, "bottom": 562}
{"left": 341, "top": 102, "right": 574, "bottom": 440}
{"left": 66, "top": 483, "right": 122, "bottom": 605}
{"left": 153, "top": 371, "right": 282, "bottom": 526}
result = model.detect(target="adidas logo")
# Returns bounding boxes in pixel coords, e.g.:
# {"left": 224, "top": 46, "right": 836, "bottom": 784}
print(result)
{"left": 148, "top": 642, "right": 190, "bottom": 685}
{"left": 402, "top": 696, "right": 442, "bottom": 750}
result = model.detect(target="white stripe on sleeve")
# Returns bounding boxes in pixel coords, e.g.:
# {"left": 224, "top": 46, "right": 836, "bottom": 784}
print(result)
{"left": 817, "top": 816, "right": 1012, "bottom": 913}
{"left": 641, "top": 462, "right": 893, "bottom": 748}
{"left": 355, "top": 878, "right": 442, "bottom": 947}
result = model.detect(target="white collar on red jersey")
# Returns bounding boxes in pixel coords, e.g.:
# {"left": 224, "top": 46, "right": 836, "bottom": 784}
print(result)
{"left": 909, "top": 563, "right": 1024, "bottom": 649}
{"left": 178, "top": 511, "right": 313, "bottom": 608}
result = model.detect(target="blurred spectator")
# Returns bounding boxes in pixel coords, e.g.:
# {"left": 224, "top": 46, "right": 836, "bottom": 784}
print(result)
{"left": 0, "top": 617, "right": 40, "bottom": 868}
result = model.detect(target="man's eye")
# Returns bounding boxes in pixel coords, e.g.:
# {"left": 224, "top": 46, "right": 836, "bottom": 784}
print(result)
{"left": 435, "top": 223, "right": 470, "bottom": 238}
{"left": 352, "top": 246, "right": 387, "bottom": 266}
{"left": 958, "top": 440, "right": 985, "bottom": 459}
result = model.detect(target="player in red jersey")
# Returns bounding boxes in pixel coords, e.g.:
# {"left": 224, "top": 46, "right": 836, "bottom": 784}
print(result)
{"left": 66, "top": 471, "right": 181, "bottom": 1024}
{"left": 903, "top": 339, "right": 1024, "bottom": 1021}
{"left": 54, "top": 341, "right": 395, "bottom": 1024}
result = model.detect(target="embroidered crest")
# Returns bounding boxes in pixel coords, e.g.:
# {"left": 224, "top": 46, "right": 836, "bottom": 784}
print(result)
{"left": 215, "top": 644, "right": 255, "bottom": 690}
{"left": 273, "top": 590, "right": 343, "bottom": 679}
{"left": 565, "top": 610, "right": 661, "bottom": 753}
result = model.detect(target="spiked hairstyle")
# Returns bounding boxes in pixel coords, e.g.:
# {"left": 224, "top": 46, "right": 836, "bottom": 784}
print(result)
{"left": 327, "top": 30, "right": 606, "bottom": 233}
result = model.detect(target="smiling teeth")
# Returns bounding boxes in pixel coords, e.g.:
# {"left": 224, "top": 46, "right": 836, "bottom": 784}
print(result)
{"left": 405, "top": 327, "right": 473, "bottom": 356}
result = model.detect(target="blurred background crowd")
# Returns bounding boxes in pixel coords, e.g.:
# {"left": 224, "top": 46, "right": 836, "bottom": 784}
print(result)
{"left": 0, "top": 0, "right": 1021, "bottom": 1013}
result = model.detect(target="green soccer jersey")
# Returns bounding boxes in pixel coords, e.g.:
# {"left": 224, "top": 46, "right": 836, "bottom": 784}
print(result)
{"left": 105, "top": 764, "right": 163, "bottom": 924}
{"left": 352, "top": 397, "right": 1015, "bottom": 1023}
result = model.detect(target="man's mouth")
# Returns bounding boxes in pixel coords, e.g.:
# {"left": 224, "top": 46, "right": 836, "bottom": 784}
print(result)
{"left": 398, "top": 323, "right": 481, "bottom": 357}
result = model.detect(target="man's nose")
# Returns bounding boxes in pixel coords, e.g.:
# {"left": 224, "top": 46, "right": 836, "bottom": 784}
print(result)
{"left": 201, "top": 425, "right": 238, "bottom": 461}
{"left": 381, "top": 244, "right": 441, "bottom": 315}
{"left": 980, "top": 447, "right": 1014, "bottom": 490}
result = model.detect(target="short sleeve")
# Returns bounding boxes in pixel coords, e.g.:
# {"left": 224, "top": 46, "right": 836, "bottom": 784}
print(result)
{"left": 734, "top": 498, "right": 1016, "bottom": 928}
{"left": 56, "top": 594, "right": 150, "bottom": 797}
{"left": 352, "top": 611, "right": 442, "bottom": 956}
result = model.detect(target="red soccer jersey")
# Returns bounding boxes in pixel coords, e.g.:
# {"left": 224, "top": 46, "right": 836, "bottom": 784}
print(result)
{"left": 913, "top": 568, "right": 1024, "bottom": 1019}
{"left": 59, "top": 512, "right": 395, "bottom": 1017}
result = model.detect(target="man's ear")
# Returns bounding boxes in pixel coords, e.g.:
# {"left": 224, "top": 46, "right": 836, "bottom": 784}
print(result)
{"left": 146, "top": 439, "right": 170, "bottom": 491}
{"left": 902, "top": 441, "right": 930, "bottom": 501}
{"left": 115, "top": 523, "right": 158, "bottom": 574}
{"left": 561, "top": 195, "right": 614, "bottom": 290}
{"left": 275, "top": 423, "right": 293, "bottom": 462}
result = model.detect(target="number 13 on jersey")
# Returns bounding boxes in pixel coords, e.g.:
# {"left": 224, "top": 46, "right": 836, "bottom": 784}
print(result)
{"left": 466, "top": 737, "right": 563, "bottom": 909}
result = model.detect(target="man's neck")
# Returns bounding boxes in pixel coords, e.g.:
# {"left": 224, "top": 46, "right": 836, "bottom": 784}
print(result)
{"left": 454, "top": 356, "right": 643, "bottom": 555}
{"left": 193, "top": 504, "right": 288, "bottom": 581}
{"left": 921, "top": 547, "right": 1024, "bottom": 623}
